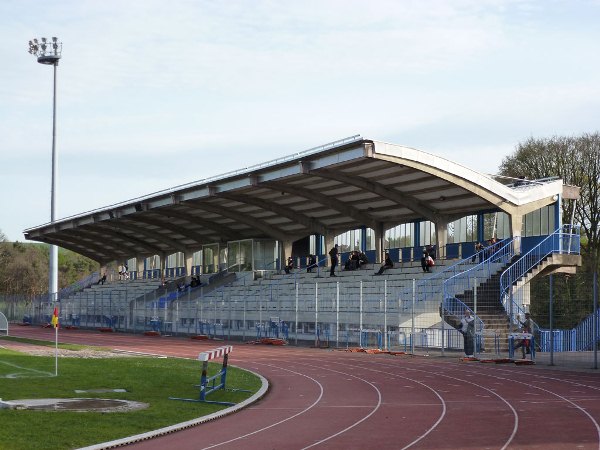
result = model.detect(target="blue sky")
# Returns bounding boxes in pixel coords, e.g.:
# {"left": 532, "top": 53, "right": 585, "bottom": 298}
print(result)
{"left": 1, "top": 0, "right": 599, "bottom": 241}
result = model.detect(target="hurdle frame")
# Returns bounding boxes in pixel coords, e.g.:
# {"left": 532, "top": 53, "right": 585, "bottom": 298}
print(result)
{"left": 170, "top": 345, "right": 238, "bottom": 406}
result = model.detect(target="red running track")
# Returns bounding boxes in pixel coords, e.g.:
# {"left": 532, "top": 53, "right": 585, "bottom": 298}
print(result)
{"left": 6, "top": 327, "right": 600, "bottom": 450}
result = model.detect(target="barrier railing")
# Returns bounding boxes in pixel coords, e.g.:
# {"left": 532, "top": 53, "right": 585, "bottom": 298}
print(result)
{"left": 444, "top": 237, "right": 518, "bottom": 305}
{"left": 538, "top": 309, "right": 600, "bottom": 351}
{"left": 416, "top": 243, "right": 505, "bottom": 303}
{"left": 57, "top": 271, "right": 100, "bottom": 301}
{"left": 499, "top": 225, "right": 581, "bottom": 328}
{"left": 396, "top": 239, "right": 509, "bottom": 307}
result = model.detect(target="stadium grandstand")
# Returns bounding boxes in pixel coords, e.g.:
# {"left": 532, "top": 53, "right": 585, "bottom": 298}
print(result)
{"left": 22, "top": 135, "right": 582, "bottom": 354}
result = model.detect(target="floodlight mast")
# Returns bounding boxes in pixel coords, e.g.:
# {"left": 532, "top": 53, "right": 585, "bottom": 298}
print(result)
{"left": 28, "top": 37, "right": 62, "bottom": 303}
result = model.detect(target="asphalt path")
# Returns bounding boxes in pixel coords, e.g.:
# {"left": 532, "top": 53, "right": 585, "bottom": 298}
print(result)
{"left": 6, "top": 327, "right": 600, "bottom": 450}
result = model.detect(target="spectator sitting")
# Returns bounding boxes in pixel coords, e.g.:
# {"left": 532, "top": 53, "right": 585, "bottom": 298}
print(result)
{"left": 284, "top": 256, "right": 294, "bottom": 274}
{"left": 486, "top": 237, "right": 500, "bottom": 258}
{"left": 306, "top": 254, "right": 318, "bottom": 272}
{"left": 344, "top": 257, "right": 353, "bottom": 271}
{"left": 472, "top": 241, "right": 484, "bottom": 262}
{"left": 98, "top": 273, "right": 107, "bottom": 285}
{"left": 358, "top": 251, "right": 369, "bottom": 268}
{"left": 421, "top": 250, "right": 431, "bottom": 273}
{"left": 374, "top": 252, "right": 393, "bottom": 275}
{"left": 426, "top": 244, "right": 436, "bottom": 261}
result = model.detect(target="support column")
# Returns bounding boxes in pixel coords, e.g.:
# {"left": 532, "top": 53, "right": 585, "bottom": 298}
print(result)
{"left": 435, "top": 221, "right": 447, "bottom": 260}
{"left": 360, "top": 226, "right": 367, "bottom": 253}
{"left": 510, "top": 214, "right": 523, "bottom": 256}
{"left": 477, "top": 212, "right": 485, "bottom": 243}
{"left": 374, "top": 222, "right": 385, "bottom": 264}
{"left": 314, "top": 233, "right": 322, "bottom": 257}
{"left": 99, "top": 264, "right": 108, "bottom": 281}
{"left": 184, "top": 251, "right": 193, "bottom": 277}
{"left": 160, "top": 254, "right": 166, "bottom": 280}
{"left": 324, "top": 234, "right": 335, "bottom": 266}
{"left": 554, "top": 194, "right": 562, "bottom": 230}
{"left": 136, "top": 256, "right": 144, "bottom": 279}
{"left": 282, "top": 240, "right": 293, "bottom": 262}
{"left": 414, "top": 221, "right": 421, "bottom": 249}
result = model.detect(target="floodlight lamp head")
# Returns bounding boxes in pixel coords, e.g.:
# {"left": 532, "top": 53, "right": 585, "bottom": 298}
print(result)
{"left": 28, "top": 37, "right": 62, "bottom": 65}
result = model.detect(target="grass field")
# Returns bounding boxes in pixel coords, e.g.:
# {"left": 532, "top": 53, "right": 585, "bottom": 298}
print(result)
{"left": 0, "top": 339, "right": 261, "bottom": 450}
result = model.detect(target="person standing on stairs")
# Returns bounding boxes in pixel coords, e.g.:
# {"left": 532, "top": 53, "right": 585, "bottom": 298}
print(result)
{"left": 514, "top": 312, "right": 533, "bottom": 359}
{"left": 459, "top": 309, "right": 476, "bottom": 358}
{"left": 329, "top": 244, "right": 339, "bottom": 277}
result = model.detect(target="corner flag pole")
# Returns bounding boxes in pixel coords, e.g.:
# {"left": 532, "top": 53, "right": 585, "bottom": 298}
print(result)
{"left": 51, "top": 305, "right": 59, "bottom": 376}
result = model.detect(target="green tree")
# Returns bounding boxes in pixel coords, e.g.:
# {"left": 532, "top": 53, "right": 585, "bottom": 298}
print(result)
{"left": 500, "top": 133, "right": 600, "bottom": 332}
{"left": 0, "top": 241, "right": 99, "bottom": 298}
{"left": 499, "top": 132, "right": 600, "bottom": 267}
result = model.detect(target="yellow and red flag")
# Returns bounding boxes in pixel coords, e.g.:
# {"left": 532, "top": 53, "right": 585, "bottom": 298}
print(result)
{"left": 51, "top": 306, "right": 59, "bottom": 329}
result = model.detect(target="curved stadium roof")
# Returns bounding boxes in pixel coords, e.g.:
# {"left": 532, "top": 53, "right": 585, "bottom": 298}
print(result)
{"left": 24, "top": 135, "right": 565, "bottom": 264}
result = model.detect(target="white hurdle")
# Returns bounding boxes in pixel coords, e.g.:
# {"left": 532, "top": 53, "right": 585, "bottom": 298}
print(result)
{"left": 170, "top": 345, "right": 235, "bottom": 405}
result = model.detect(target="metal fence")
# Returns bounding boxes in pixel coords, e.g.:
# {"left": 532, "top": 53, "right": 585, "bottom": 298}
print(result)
{"left": 531, "top": 271, "right": 599, "bottom": 369}
{"left": 2, "top": 264, "right": 597, "bottom": 370}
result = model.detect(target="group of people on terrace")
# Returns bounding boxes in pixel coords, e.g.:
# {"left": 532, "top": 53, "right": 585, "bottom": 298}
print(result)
{"left": 420, "top": 244, "right": 436, "bottom": 273}
{"left": 285, "top": 236, "right": 504, "bottom": 279}
{"left": 472, "top": 237, "right": 501, "bottom": 263}
{"left": 118, "top": 264, "right": 129, "bottom": 281}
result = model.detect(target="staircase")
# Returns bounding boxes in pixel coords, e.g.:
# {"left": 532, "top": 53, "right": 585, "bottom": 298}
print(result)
{"left": 456, "top": 271, "right": 511, "bottom": 351}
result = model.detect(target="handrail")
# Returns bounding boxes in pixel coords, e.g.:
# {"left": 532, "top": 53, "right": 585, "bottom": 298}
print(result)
{"left": 195, "top": 258, "right": 280, "bottom": 306}
{"left": 442, "top": 237, "right": 518, "bottom": 305}
{"left": 442, "top": 296, "right": 485, "bottom": 332}
{"left": 499, "top": 225, "right": 581, "bottom": 326}
{"left": 414, "top": 239, "right": 510, "bottom": 304}
{"left": 574, "top": 309, "right": 600, "bottom": 351}
{"left": 539, "top": 309, "right": 599, "bottom": 351}
{"left": 441, "top": 237, "right": 520, "bottom": 333}
{"left": 57, "top": 271, "right": 100, "bottom": 301}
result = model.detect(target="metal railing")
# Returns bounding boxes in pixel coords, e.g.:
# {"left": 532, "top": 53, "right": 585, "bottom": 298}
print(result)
{"left": 539, "top": 309, "right": 599, "bottom": 351}
{"left": 57, "top": 271, "right": 100, "bottom": 301}
{"left": 440, "top": 237, "right": 520, "bottom": 338}
{"left": 499, "top": 225, "right": 581, "bottom": 327}
{"left": 444, "top": 237, "right": 519, "bottom": 306}
{"left": 412, "top": 242, "right": 508, "bottom": 304}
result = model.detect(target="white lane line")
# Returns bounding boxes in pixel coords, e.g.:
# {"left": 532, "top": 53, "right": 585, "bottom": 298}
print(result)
{"left": 331, "top": 358, "right": 518, "bottom": 450}
{"left": 412, "top": 360, "right": 600, "bottom": 449}
{"left": 199, "top": 362, "right": 324, "bottom": 450}
{"left": 313, "top": 358, "right": 448, "bottom": 450}
{"left": 296, "top": 362, "right": 382, "bottom": 450}
{"left": 0, "top": 360, "right": 54, "bottom": 378}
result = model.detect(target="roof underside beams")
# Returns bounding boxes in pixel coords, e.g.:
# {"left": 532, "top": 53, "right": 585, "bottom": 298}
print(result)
{"left": 24, "top": 139, "right": 555, "bottom": 264}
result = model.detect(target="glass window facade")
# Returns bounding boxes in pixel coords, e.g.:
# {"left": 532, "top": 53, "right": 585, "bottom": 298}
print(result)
{"left": 202, "top": 243, "right": 220, "bottom": 274}
{"left": 334, "top": 228, "right": 365, "bottom": 253}
{"left": 447, "top": 215, "right": 478, "bottom": 243}
{"left": 482, "top": 212, "right": 510, "bottom": 240}
{"left": 253, "top": 240, "right": 278, "bottom": 270}
{"left": 419, "top": 221, "right": 435, "bottom": 246}
{"left": 385, "top": 223, "right": 414, "bottom": 248}
{"left": 166, "top": 252, "right": 184, "bottom": 269}
{"left": 522, "top": 205, "right": 555, "bottom": 237}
